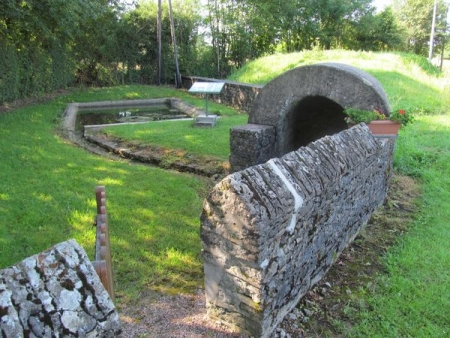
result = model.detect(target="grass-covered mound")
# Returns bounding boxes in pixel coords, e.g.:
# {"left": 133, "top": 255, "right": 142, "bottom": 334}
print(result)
{"left": 228, "top": 50, "right": 449, "bottom": 114}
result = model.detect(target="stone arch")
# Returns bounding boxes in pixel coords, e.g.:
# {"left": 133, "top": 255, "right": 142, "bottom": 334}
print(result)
{"left": 282, "top": 95, "right": 347, "bottom": 154}
{"left": 248, "top": 62, "right": 390, "bottom": 156}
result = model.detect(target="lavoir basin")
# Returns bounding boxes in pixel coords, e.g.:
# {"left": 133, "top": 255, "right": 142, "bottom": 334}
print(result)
{"left": 62, "top": 98, "right": 202, "bottom": 143}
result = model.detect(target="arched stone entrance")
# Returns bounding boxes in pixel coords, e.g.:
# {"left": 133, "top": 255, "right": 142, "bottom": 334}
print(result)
{"left": 230, "top": 63, "right": 391, "bottom": 172}
{"left": 283, "top": 95, "right": 347, "bottom": 154}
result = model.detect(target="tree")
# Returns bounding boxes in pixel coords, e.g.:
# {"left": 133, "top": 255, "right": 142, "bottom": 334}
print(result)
{"left": 72, "top": 0, "right": 123, "bottom": 86}
{"left": 117, "top": 0, "right": 201, "bottom": 84}
{"left": 345, "top": 7, "right": 403, "bottom": 51}
{"left": 392, "top": 0, "right": 448, "bottom": 56}
{"left": 0, "top": 0, "right": 121, "bottom": 101}
{"left": 204, "top": 0, "right": 281, "bottom": 76}
{"left": 168, "top": 0, "right": 181, "bottom": 87}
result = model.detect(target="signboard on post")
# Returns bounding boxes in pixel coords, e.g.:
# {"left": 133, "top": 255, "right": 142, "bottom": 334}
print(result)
{"left": 189, "top": 82, "right": 225, "bottom": 95}
{"left": 189, "top": 81, "right": 225, "bottom": 127}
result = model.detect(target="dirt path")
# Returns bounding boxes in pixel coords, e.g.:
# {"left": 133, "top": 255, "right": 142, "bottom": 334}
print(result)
{"left": 0, "top": 89, "right": 71, "bottom": 114}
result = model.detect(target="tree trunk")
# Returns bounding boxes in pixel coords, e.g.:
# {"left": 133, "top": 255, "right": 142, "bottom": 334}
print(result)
{"left": 168, "top": 0, "right": 181, "bottom": 88}
{"left": 157, "top": 0, "right": 162, "bottom": 85}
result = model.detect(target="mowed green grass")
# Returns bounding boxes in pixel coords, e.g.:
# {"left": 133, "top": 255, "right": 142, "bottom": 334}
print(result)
{"left": 102, "top": 115, "right": 247, "bottom": 161}
{"left": 346, "top": 114, "right": 450, "bottom": 337}
{"left": 229, "top": 49, "right": 448, "bottom": 114}
{"left": 0, "top": 85, "right": 242, "bottom": 304}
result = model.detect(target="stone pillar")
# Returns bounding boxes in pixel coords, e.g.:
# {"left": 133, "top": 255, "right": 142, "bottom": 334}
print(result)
{"left": 229, "top": 124, "right": 276, "bottom": 172}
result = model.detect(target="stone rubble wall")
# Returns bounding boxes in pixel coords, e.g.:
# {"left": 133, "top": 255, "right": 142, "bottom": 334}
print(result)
{"left": 181, "top": 76, "right": 262, "bottom": 113}
{"left": 0, "top": 239, "right": 121, "bottom": 337}
{"left": 200, "top": 124, "right": 396, "bottom": 338}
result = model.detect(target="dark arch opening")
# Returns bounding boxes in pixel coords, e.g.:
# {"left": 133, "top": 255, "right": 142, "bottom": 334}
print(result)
{"left": 283, "top": 96, "right": 348, "bottom": 154}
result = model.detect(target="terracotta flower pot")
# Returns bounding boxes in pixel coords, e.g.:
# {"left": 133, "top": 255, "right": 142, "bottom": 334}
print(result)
{"left": 368, "top": 120, "right": 401, "bottom": 135}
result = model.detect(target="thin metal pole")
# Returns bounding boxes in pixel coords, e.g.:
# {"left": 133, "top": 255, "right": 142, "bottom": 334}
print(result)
{"left": 168, "top": 0, "right": 181, "bottom": 88}
{"left": 157, "top": 0, "right": 162, "bottom": 85}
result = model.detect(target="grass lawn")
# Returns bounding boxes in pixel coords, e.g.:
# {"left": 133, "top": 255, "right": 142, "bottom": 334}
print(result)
{"left": 346, "top": 114, "right": 450, "bottom": 337}
{"left": 0, "top": 85, "right": 244, "bottom": 304}
{"left": 101, "top": 115, "right": 247, "bottom": 162}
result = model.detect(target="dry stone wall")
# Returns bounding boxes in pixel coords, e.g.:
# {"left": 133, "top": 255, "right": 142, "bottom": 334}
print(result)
{"left": 201, "top": 124, "right": 396, "bottom": 337}
{"left": 0, "top": 239, "right": 121, "bottom": 337}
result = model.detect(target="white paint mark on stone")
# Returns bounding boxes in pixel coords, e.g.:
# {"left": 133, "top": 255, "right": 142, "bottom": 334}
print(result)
{"left": 268, "top": 159, "right": 303, "bottom": 234}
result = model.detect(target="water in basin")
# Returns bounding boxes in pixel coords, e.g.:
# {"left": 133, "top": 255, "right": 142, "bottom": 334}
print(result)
{"left": 76, "top": 104, "right": 188, "bottom": 130}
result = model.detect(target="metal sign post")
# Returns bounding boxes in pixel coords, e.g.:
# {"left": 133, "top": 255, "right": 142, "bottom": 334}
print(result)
{"left": 188, "top": 82, "right": 225, "bottom": 126}
{"left": 205, "top": 93, "right": 210, "bottom": 116}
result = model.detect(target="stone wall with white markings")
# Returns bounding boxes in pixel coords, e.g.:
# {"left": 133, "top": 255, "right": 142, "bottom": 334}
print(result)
{"left": 200, "top": 124, "right": 395, "bottom": 337}
{"left": 0, "top": 239, "right": 121, "bottom": 337}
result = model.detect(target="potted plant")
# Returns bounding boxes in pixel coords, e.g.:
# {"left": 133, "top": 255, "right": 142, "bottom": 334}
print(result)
{"left": 388, "top": 109, "right": 414, "bottom": 126}
{"left": 343, "top": 108, "right": 384, "bottom": 125}
{"left": 344, "top": 108, "right": 413, "bottom": 135}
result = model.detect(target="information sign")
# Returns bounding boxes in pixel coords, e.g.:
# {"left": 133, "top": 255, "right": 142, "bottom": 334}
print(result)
{"left": 188, "top": 82, "right": 225, "bottom": 94}
{"left": 188, "top": 82, "right": 225, "bottom": 117}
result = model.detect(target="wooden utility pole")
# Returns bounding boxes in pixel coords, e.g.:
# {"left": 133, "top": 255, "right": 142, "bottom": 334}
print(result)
{"left": 168, "top": 0, "right": 181, "bottom": 88}
{"left": 428, "top": 0, "right": 438, "bottom": 61}
{"left": 157, "top": 0, "right": 162, "bottom": 85}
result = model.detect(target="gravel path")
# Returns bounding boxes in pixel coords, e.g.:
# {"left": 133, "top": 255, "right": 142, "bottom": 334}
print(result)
{"left": 119, "top": 290, "right": 248, "bottom": 337}
{"left": 119, "top": 288, "right": 307, "bottom": 337}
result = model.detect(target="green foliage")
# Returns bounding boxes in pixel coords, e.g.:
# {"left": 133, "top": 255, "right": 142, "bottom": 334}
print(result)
{"left": 0, "top": 0, "right": 119, "bottom": 101}
{"left": 0, "top": 0, "right": 203, "bottom": 101}
{"left": 2, "top": 0, "right": 444, "bottom": 103}
{"left": 347, "top": 7, "right": 404, "bottom": 51}
{"left": 392, "top": 0, "right": 448, "bottom": 57}
{"left": 390, "top": 108, "right": 415, "bottom": 126}
{"left": 343, "top": 107, "right": 414, "bottom": 126}
{"left": 344, "top": 108, "right": 383, "bottom": 124}
{"left": 204, "top": 0, "right": 380, "bottom": 77}
{"left": 114, "top": 0, "right": 202, "bottom": 84}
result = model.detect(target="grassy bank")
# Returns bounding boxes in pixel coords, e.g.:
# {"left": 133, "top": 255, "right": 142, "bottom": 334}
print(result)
{"left": 346, "top": 114, "right": 450, "bottom": 337}
{"left": 101, "top": 115, "right": 247, "bottom": 162}
{"left": 228, "top": 50, "right": 449, "bottom": 114}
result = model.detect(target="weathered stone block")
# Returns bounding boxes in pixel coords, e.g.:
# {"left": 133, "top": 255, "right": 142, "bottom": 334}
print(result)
{"left": 195, "top": 115, "right": 218, "bottom": 126}
{"left": 0, "top": 239, "right": 121, "bottom": 337}
{"left": 230, "top": 124, "right": 276, "bottom": 172}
